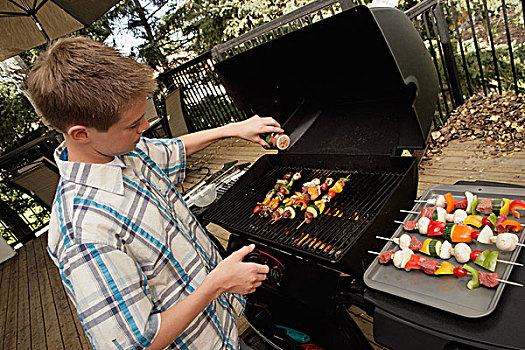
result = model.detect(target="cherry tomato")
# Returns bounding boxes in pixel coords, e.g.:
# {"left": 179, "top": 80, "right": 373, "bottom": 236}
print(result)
{"left": 279, "top": 187, "right": 286, "bottom": 194}
{"left": 328, "top": 191, "right": 336, "bottom": 199}
{"left": 453, "top": 266, "right": 467, "bottom": 277}
{"left": 253, "top": 206, "right": 261, "bottom": 214}
{"left": 470, "top": 250, "right": 482, "bottom": 261}
{"left": 471, "top": 230, "right": 480, "bottom": 240}
{"left": 321, "top": 183, "right": 328, "bottom": 191}
{"left": 481, "top": 217, "right": 493, "bottom": 227}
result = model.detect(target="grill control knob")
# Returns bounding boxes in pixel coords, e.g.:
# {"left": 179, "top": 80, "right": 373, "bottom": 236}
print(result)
{"left": 243, "top": 249, "right": 284, "bottom": 287}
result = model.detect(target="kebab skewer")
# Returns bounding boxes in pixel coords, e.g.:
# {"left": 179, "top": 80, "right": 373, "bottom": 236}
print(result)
{"left": 270, "top": 176, "right": 331, "bottom": 224}
{"left": 415, "top": 192, "right": 525, "bottom": 218}
{"left": 400, "top": 206, "right": 523, "bottom": 233}
{"left": 369, "top": 250, "right": 523, "bottom": 288}
{"left": 297, "top": 176, "right": 350, "bottom": 229}
{"left": 376, "top": 235, "right": 523, "bottom": 271}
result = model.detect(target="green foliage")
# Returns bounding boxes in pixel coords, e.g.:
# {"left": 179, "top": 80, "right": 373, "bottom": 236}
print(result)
{"left": 160, "top": 0, "right": 315, "bottom": 54}
{"left": 0, "top": 82, "right": 46, "bottom": 154}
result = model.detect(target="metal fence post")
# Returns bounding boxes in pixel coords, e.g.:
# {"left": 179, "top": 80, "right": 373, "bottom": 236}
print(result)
{"left": 433, "top": 1, "right": 464, "bottom": 107}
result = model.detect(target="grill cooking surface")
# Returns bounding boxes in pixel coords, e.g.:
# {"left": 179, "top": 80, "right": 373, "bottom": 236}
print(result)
{"left": 205, "top": 165, "right": 404, "bottom": 262}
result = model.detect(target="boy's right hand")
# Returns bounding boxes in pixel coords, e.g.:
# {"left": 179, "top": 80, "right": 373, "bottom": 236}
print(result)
{"left": 206, "top": 244, "right": 269, "bottom": 296}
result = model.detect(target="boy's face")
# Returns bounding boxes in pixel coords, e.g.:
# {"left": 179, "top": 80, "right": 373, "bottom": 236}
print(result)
{"left": 87, "top": 98, "right": 150, "bottom": 160}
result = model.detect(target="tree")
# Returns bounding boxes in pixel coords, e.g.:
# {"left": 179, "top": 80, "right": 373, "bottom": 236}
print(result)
{"left": 160, "top": 0, "right": 315, "bottom": 54}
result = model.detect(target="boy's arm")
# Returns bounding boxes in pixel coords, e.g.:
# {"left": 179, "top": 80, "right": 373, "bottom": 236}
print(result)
{"left": 179, "top": 115, "right": 283, "bottom": 156}
{"left": 147, "top": 244, "right": 268, "bottom": 350}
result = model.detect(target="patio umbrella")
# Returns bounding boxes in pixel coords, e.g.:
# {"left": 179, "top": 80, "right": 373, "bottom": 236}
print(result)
{"left": 0, "top": 0, "right": 120, "bottom": 61}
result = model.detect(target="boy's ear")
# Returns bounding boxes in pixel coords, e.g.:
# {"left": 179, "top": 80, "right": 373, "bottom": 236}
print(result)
{"left": 67, "top": 125, "right": 91, "bottom": 143}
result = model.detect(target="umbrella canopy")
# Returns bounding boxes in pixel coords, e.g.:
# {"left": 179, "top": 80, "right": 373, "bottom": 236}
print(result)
{"left": 0, "top": 0, "right": 120, "bottom": 61}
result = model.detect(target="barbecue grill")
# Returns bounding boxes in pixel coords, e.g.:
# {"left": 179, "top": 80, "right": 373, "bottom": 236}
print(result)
{"left": 204, "top": 5, "right": 439, "bottom": 349}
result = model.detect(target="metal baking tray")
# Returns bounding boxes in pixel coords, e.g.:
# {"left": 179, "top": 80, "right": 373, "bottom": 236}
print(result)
{"left": 364, "top": 184, "right": 525, "bottom": 318}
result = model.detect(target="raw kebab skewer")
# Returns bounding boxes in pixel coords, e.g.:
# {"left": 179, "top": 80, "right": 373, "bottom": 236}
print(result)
{"left": 369, "top": 250, "right": 523, "bottom": 288}
{"left": 376, "top": 234, "right": 523, "bottom": 271}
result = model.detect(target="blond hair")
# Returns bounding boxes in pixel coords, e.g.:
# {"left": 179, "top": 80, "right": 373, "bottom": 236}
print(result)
{"left": 27, "top": 37, "right": 157, "bottom": 132}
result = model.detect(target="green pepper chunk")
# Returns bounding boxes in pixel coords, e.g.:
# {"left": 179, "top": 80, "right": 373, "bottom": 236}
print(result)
{"left": 474, "top": 250, "right": 498, "bottom": 272}
{"left": 474, "top": 250, "right": 488, "bottom": 267}
{"left": 463, "top": 264, "right": 480, "bottom": 290}
{"left": 484, "top": 251, "right": 498, "bottom": 272}
{"left": 471, "top": 195, "right": 478, "bottom": 215}
{"left": 487, "top": 213, "right": 497, "bottom": 227}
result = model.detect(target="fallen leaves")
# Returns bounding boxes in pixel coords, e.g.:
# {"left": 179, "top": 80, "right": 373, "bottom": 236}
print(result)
{"left": 423, "top": 91, "right": 524, "bottom": 161}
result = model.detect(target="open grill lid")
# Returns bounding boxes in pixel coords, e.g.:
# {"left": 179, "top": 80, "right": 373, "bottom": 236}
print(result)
{"left": 214, "top": 6, "right": 438, "bottom": 155}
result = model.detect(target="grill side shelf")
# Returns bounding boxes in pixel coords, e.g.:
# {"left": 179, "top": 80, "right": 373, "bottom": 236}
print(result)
{"left": 363, "top": 184, "right": 525, "bottom": 318}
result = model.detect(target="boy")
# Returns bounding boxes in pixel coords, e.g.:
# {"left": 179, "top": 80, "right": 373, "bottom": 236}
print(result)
{"left": 27, "top": 37, "right": 283, "bottom": 349}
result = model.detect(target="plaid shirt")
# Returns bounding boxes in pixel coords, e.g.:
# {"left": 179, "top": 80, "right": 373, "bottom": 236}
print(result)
{"left": 47, "top": 138, "right": 245, "bottom": 350}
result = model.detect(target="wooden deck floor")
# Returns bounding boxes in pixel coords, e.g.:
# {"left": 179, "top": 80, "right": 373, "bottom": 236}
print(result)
{"left": 0, "top": 137, "right": 523, "bottom": 350}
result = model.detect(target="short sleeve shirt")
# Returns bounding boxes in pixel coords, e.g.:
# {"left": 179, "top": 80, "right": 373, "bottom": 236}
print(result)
{"left": 47, "top": 137, "right": 245, "bottom": 350}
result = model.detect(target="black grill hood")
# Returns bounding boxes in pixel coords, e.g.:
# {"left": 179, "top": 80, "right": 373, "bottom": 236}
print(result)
{"left": 215, "top": 6, "right": 438, "bottom": 155}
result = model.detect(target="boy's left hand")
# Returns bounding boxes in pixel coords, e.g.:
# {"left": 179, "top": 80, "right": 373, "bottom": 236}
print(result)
{"left": 232, "top": 115, "right": 283, "bottom": 147}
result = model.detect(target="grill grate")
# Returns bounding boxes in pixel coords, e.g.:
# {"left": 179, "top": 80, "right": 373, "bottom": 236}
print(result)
{"left": 205, "top": 165, "right": 404, "bottom": 262}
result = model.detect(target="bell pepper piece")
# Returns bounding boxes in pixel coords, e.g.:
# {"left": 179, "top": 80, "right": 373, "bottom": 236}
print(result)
{"left": 464, "top": 215, "right": 483, "bottom": 228}
{"left": 470, "top": 195, "right": 478, "bottom": 215}
{"left": 481, "top": 217, "right": 492, "bottom": 227}
{"left": 331, "top": 182, "right": 344, "bottom": 193}
{"left": 501, "top": 219, "right": 523, "bottom": 232}
{"left": 404, "top": 255, "right": 424, "bottom": 271}
{"left": 463, "top": 264, "right": 480, "bottom": 290}
{"left": 427, "top": 221, "right": 446, "bottom": 236}
{"left": 444, "top": 224, "right": 473, "bottom": 243}
{"left": 488, "top": 213, "right": 497, "bottom": 227}
{"left": 510, "top": 199, "right": 525, "bottom": 219}
{"left": 475, "top": 250, "right": 498, "bottom": 272}
{"left": 435, "top": 261, "right": 455, "bottom": 275}
{"left": 314, "top": 200, "right": 326, "bottom": 214}
{"left": 259, "top": 198, "right": 271, "bottom": 206}
{"left": 500, "top": 198, "right": 511, "bottom": 216}
{"left": 283, "top": 198, "right": 294, "bottom": 206}
{"left": 294, "top": 199, "right": 308, "bottom": 211}
{"left": 270, "top": 198, "right": 280, "bottom": 210}
{"left": 444, "top": 193, "right": 457, "bottom": 213}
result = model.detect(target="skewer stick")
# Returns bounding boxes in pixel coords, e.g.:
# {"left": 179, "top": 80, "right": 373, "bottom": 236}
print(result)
{"left": 376, "top": 236, "right": 393, "bottom": 242}
{"left": 496, "top": 259, "right": 524, "bottom": 267}
{"left": 496, "top": 279, "right": 524, "bottom": 287}
{"left": 394, "top": 220, "right": 404, "bottom": 225}
{"left": 368, "top": 251, "right": 380, "bottom": 255}
{"left": 400, "top": 209, "right": 419, "bottom": 215}
{"left": 297, "top": 220, "right": 306, "bottom": 230}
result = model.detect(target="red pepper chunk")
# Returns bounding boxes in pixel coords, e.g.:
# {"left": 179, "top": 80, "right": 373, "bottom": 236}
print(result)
{"left": 444, "top": 193, "right": 457, "bottom": 213}
{"left": 510, "top": 200, "right": 525, "bottom": 219}
{"left": 427, "top": 221, "right": 446, "bottom": 236}
{"left": 405, "top": 255, "right": 425, "bottom": 270}
{"left": 481, "top": 217, "right": 493, "bottom": 227}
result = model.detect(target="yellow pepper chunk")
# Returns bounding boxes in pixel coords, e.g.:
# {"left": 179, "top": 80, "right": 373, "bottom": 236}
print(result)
{"left": 464, "top": 215, "right": 483, "bottom": 228}
{"left": 500, "top": 198, "right": 511, "bottom": 216}
{"left": 435, "top": 261, "right": 455, "bottom": 275}
{"left": 314, "top": 200, "right": 326, "bottom": 214}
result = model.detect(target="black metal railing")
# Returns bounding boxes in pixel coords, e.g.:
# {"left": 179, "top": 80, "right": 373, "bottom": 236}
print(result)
{"left": 158, "top": 0, "right": 523, "bottom": 132}
{"left": 406, "top": 0, "right": 524, "bottom": 129}
{"left": 0, "top": 131, "right": 60, "bottom": 247}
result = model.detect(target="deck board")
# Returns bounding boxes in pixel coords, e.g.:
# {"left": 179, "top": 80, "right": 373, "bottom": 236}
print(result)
{"left": 0, "top": 136, "right": 523, "bottom": 349}
{"left": 27, "top": 240, "right": 46, "bottom": 350}
{"left": 0, "top": 257, "right": 13, "bottom": 350}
